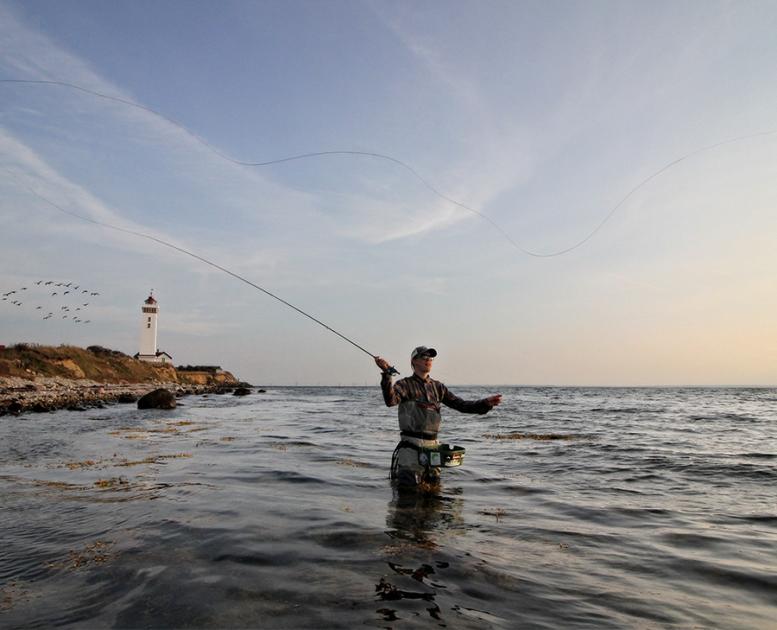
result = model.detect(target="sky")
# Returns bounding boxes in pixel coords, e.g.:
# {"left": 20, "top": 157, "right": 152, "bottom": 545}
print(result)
{"left": 1, "top": 0, "right": 775, "bottom": 386}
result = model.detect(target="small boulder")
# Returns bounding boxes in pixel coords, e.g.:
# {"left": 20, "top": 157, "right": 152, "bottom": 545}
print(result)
{"left": 5, "top": 401, "right": 24, "bottom": 415}
{"left": 233, "top": 387, "right": 251, "bottom": 396}
{"left": 137, "top": 388, "right": 177, "bottom": 410}
{"left": 118, "top": 393, "right": 138, "bottom": 404}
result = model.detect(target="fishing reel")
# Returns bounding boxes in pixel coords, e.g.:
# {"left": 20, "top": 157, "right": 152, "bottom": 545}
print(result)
{"left": 374, "top": 354, "right": 399, "bottom": 376}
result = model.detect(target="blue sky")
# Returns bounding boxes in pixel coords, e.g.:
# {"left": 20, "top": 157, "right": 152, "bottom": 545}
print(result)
{"left": 1, "top": 0, "right": 775, "bottom": 385}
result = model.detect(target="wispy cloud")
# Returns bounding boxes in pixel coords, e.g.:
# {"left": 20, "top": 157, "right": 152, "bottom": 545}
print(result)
{"left": 323, "top": 190, "right": 466, "bottom": 243}
{"left": 377, "top": 8, "right": 486, "bottom": 114}
{"left": 0, "top": 129, "right": 199, "bottom": 260}
{"left": 0, "top": 5, "right": 319, "bottom": 287}
{"left": 0, "top": 2, "right": 537, "bottom": 251}
{"left": 370, "top": 4, "right": 541, "bottom": 234}
{"left": 0, "top": 3, "right": 318, "bottom": 221}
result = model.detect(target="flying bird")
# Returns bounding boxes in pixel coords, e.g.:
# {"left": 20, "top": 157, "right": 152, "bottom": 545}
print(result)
{"left": 51, "top": 292, "right": 57, "bottom": 296}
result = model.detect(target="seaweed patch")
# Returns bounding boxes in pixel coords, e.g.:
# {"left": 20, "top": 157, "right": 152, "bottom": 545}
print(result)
{"left": 46, "top": 540, "right": 115, "bottom": 571}
{"left": 336, "top": 458, "right": 371, "bottom": 468}
{"left": 109, "top": 426, "right": 180, "bottom": 438}
{"left": 62, "top": 453, "right": 191, "bottom": 469}
{"left": 0, "top": 580, "right": 33, "bottom": 612}
{"left": 483, "top": 432, "right": 578, "bottom": 441}
{"left": 479, "top": 508, "right": 507, "bottom": 522}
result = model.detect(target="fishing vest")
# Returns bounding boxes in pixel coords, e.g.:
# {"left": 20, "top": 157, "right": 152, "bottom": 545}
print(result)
{"left": 398, "top": 399, "right": 441, "bottom": 440}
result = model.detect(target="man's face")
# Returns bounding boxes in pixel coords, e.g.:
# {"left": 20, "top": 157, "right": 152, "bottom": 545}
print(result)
{"left": 412, "top": 354, "right": 435, "bottom": 376}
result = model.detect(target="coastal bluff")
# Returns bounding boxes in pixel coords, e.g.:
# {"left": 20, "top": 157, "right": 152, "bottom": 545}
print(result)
{"left": 0, "top": 344, "right": 241, "bottom": 415}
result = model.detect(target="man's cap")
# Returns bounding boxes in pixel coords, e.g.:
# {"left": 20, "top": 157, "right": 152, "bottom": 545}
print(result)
{"left": 411, "top": 346, "right": 437, "bottom": 360}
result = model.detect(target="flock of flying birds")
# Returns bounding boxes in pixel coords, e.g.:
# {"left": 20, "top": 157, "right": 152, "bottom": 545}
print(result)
{"left": 1, "top": 280, "right": 100, "bottom": 324}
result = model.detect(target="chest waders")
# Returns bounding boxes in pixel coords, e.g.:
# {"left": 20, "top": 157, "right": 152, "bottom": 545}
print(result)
{"left": 391, "top": 400, "right": 465, "bottom": 486}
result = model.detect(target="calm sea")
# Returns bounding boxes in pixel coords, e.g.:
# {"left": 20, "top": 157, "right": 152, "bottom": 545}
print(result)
{"left": 1, "top": 386, "right": 776, "bottom": 629}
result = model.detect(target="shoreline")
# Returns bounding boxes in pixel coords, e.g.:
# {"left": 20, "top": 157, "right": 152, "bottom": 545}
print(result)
{"left": 0, "top": 376, "right": 238, "bottom": 416}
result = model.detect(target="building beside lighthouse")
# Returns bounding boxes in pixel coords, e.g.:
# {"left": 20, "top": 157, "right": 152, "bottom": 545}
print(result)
{"left": 134, "top": 292, "right": 173, "bottom": 364}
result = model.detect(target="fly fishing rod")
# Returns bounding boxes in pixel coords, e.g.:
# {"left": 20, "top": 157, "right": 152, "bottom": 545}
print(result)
{"left": 3, "top": 168, "right": 401, "bottom": 376}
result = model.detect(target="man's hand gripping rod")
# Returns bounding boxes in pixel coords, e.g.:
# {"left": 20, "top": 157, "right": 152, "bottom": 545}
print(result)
{"left": 373, "top": 355, "right": 399, "bottom": 376}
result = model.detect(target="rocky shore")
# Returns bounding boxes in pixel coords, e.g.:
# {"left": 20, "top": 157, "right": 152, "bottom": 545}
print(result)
{"left": 0, "top": 376, "right": 241, "bottom": 416}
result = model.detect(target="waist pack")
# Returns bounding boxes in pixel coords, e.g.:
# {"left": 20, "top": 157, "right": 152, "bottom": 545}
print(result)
{"left": 408, "top": 442, "right": 466, "bottom": 468}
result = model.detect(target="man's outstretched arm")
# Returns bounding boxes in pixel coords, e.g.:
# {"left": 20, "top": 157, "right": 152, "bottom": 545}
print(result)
{"left": 442, "top": 387, "right": 502, "bottom": 415}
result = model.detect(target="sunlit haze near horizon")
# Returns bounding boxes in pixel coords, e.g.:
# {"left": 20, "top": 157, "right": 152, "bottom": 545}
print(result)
{"left": 1, "top": 0, "right": 775, "bottom": 386}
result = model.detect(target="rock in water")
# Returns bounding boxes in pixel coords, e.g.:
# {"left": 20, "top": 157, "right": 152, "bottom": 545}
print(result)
{"left": 137, "top": 388, "right": 177, "bottom": 409}
{"left": 233, "top": 387, "right": 251, "bottom": 396}
{"left": 5, "top": 401, "right": 24, "bottom": 415}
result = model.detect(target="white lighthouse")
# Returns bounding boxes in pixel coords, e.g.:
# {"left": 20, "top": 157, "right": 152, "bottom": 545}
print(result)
{"left": 135, "top": 292, "right": 172, "bottom": 364}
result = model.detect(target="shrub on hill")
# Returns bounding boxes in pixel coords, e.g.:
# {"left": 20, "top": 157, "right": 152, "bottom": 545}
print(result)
{"left": 87, "top": 345, "right": 129, "bottom": 358}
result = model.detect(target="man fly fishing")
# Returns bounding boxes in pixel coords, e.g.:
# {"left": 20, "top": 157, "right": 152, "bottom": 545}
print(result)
{"left": 375, "top": 346, "right": 502, "bottom": 487}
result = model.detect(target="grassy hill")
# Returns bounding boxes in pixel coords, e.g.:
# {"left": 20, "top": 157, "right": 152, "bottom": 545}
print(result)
{"left": 0, "top": 343, "right": 237, "bottom": 385}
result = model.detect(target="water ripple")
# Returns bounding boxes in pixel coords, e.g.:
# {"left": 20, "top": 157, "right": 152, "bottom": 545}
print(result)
{"left": 1, "top": 386, "right": 776, "bottom": 627}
